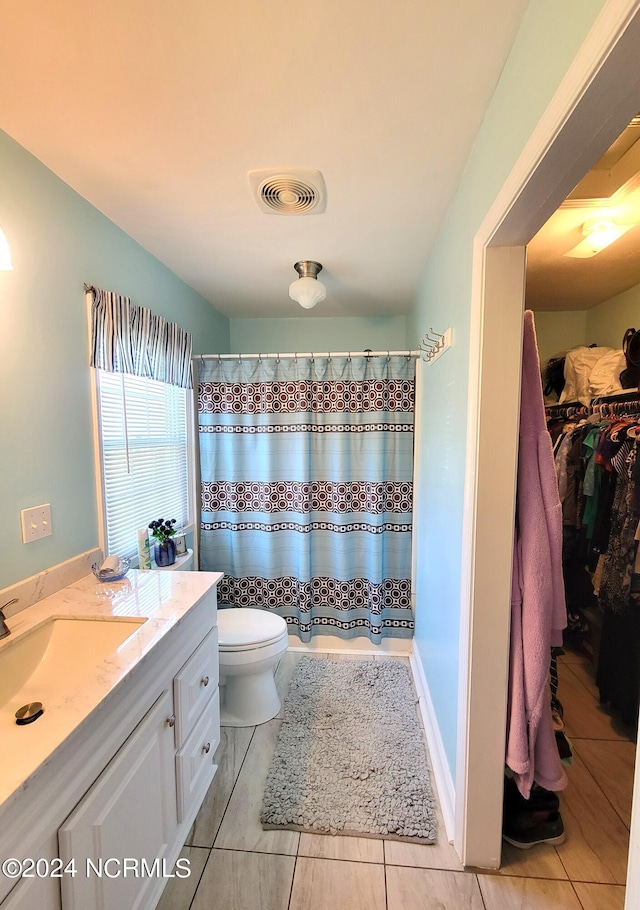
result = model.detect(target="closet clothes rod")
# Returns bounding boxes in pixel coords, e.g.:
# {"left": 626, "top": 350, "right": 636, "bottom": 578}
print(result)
{"left": 195, "top": 350, "right": 420, "bottom": 360}
{"left": 591, "top": 390, "right": 640, "bottom": 405}
{"left": 546, "top": 393, "right": 640, "bottom": 419}
{"left": 545, "top": 400, "right": 588, "bottom": 417}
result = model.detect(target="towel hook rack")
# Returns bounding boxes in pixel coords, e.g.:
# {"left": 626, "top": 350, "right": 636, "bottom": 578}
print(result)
{"left": 419, "top": 327, "right": 453, "bottom": 364}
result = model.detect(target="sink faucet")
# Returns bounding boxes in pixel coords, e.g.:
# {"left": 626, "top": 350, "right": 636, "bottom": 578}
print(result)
{"left": 0, "top": 599, "right": 18, "bottom": 639}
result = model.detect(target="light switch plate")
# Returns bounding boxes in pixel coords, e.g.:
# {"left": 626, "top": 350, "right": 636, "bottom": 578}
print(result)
{"left": 21, "top": 504, "right": 52, "bottom": 543}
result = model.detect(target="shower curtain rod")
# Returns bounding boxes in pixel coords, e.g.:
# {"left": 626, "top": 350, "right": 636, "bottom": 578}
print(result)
{"left": 195, "top": 350, "right": 420, "bottom": 360}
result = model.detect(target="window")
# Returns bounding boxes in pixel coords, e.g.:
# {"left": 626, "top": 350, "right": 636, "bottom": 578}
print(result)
{"left": 95, "top": 370, "right": 192, "bottom": 562}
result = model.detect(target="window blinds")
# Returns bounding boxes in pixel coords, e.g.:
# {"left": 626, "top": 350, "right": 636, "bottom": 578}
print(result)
{"left": 97, "top": 370, "right": 190, "bottom": 561}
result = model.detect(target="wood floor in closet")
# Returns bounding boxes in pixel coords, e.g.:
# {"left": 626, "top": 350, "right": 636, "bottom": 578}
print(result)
{"left": 157, "top": 649, "right": 633, "bottom": 910}
{"left": 492, "top": 643, "right": 635, "bottom": 906}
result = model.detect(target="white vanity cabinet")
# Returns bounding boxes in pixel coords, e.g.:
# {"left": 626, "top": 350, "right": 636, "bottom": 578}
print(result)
{"left": 58, "top": 691, "right": 178, "bottom": 910}
{"left": 57, "top": 621, "right": 220, "bottom": 910}
{"left": 0, "top": 574, "right": 221, "bottom": 910}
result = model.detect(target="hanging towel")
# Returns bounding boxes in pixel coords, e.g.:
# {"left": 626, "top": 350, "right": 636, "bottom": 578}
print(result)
{"left": 506, "top": 310, "right": 568, "bottom": 799}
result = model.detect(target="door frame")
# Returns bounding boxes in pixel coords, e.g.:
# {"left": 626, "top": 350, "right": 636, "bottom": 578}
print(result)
{"left": 457, "top": 0, "right": 640, "bottom": 895}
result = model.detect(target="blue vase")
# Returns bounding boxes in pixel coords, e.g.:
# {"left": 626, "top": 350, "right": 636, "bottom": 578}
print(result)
{"left": 154, "top": 539, "right": 177, "bottom": 567}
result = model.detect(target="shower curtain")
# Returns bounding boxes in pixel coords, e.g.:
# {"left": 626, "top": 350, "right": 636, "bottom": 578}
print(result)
{"left": 197, "top": 354, "right": 415, "bottom": 642}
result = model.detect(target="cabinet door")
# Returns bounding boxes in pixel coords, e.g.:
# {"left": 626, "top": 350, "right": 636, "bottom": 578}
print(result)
{"left": 1, "top": 876, "right": 60, "bottom": 910}
{"left": 2, "top": 878, "right": 60, "bottom": 910}
{"left": 58, "top": 691, "right": 177, "bottom": 910}
{"left": 0, "top": 834, "right": 61, "bottom": 910}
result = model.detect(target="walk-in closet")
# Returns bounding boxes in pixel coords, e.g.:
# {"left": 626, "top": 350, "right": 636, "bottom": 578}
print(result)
{"left": 503, "top": 114, "right": 640, "bottom": 905}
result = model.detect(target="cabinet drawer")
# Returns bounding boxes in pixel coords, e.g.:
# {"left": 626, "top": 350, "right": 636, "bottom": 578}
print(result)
{"left": 173, "top": 627, "right": 218, "bottom": 747}
{"left": 175, "top": 692, "right": 220, "bottom": 823}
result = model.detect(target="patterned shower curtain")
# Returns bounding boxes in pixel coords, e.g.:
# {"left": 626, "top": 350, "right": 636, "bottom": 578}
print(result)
{"left": 197, "top": 355, "right": 415, "bottom": 642}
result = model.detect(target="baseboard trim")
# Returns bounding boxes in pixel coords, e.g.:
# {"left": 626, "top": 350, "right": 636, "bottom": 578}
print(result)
{"left": 409, "top": 649, "right": 456, "bottom": 843}
{"left": 287, "top": 635, "right": 412, "bottom": 657}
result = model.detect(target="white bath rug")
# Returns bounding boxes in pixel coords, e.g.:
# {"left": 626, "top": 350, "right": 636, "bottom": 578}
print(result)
{"left": 260, "top": 657, "right": 437, "bottom": 843}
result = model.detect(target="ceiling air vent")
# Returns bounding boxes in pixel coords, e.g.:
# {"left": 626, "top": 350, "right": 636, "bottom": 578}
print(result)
{"left": 248, "top": 169, "right": 326, "bottom": 215}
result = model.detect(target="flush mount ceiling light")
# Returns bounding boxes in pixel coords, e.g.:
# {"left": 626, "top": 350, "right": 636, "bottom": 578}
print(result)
{"left": 0, "top": 225, "right": 13, "bottom": 270}
{"left": 564, "top": 217, "right": 633, "bottom": 258}
{"left": 289, "top": 261, "right": 326, "bottom": 309}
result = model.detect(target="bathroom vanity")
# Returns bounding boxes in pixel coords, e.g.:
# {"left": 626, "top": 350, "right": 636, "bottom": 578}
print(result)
{"left": 0, "top": 569, "right": 222, "bottom": 910}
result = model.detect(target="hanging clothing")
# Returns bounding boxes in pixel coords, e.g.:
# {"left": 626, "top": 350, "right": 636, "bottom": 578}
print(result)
{"left": 597, "top": 608, "right": 640, "bottom": 726}
{"left": 547, "top": 404, "right": 640, "bottom": 728}
{"left": 597, "top": 435, "right": 640, "bottom": 725}
{"left": 197, "top": 354, "right": 415, "bottom": 643}
{"left": 506, "top": 311, "right": 568, "bottom": 798}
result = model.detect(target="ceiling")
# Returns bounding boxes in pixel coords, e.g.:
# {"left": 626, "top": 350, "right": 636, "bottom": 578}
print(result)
{"left": 0, "top": 1, "right": 530, "bottom": 318}
{"left": 526, "top": 117, "right": 640, "bottom": 311}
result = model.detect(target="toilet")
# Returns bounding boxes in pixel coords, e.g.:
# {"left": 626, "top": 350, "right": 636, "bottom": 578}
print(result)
{"left": 217, "top": 608, "right": 289, "bottom": 726}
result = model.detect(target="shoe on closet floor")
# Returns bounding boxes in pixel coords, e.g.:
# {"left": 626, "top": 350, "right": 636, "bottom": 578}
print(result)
{"left": 502, "top": 810, "right": 566, "bottom": 849}
{"left": 503, "top": 777, "right": 560, "bottom": 815}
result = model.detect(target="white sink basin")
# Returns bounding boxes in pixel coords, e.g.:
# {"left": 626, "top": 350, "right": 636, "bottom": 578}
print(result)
{"left": 0, "top": 617, "right": 147, "bottom": 713}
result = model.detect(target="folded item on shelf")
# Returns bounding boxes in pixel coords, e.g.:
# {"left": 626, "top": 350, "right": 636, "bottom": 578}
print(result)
{"left": 559, "top": 346, "right": 624, "bottom": 406}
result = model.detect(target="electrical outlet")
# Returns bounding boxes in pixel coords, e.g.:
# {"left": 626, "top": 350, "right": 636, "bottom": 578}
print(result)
{"left": 20, "top": 504, "right": 52, "bottom": 543}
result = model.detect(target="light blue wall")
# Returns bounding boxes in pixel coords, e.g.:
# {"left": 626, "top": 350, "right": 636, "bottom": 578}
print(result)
{"left": 0, "top": 130, "right": 230, "bottom": 589}
{"left": 408, "top": 0, "right": 606, "bottom": 780}
{"left": 230, "top": 315, "right": 408, "bottom": 354}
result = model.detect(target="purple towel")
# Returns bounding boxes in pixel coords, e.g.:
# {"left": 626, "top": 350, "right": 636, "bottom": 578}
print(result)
{"left": 506, "top": 310, "right": 568, "bottom": 798}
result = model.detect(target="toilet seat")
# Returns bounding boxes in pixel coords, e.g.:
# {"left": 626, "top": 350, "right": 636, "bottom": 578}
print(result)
{"left": 218, "top": 608, "right": 287, "bottom": 651}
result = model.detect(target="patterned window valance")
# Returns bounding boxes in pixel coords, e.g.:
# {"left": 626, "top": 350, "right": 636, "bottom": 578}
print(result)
{"left": 88, "top": 285, "right": 193, "bottom": 389}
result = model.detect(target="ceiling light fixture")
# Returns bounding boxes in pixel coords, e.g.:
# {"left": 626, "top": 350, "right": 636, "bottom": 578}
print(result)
{"left": 0, "top": 225, "right": 13, "bottom": 270}
{"left": 564, "top": 217, "right": 632, "bottom": 258}
{"left": 289, "top": 260, "right": 326, "bottom": 309}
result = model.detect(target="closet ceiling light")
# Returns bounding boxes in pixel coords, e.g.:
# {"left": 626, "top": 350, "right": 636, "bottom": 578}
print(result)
{"left": 289, "top": 260, "right": 326, "bottom": 309}
{"left": 564, "top": 218, "right": 633, "bottom": 258}
{"left": 0, "top": 226, "right": 13, "bottom": 270}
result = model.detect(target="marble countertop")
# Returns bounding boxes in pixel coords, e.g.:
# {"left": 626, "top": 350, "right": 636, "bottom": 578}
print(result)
{"left": 0, "top": 568, "right": 222, "bottom": 810}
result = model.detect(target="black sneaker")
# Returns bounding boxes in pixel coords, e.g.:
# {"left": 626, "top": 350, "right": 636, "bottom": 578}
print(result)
{"left": 502, "top": 810, "right": 566, "bottom": 849}
{"left": 503, "top": 777, "right": 560, "bottom": 815}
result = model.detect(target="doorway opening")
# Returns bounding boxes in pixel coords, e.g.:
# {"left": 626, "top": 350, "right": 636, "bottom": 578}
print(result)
{"left": 458, "top": 7, "right": 640, "bottom": 908}
{"left": 510, "top": 111, "right": 640, "bottom": 895}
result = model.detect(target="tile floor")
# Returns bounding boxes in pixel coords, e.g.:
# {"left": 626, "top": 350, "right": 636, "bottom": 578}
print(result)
{"left": 157, "top": 648, "right": 635, "bottom": 910}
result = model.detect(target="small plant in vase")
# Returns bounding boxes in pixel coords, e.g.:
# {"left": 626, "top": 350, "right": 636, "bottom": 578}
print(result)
{"left": 149, "top": 518, "right": 178, "bottom": 567}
